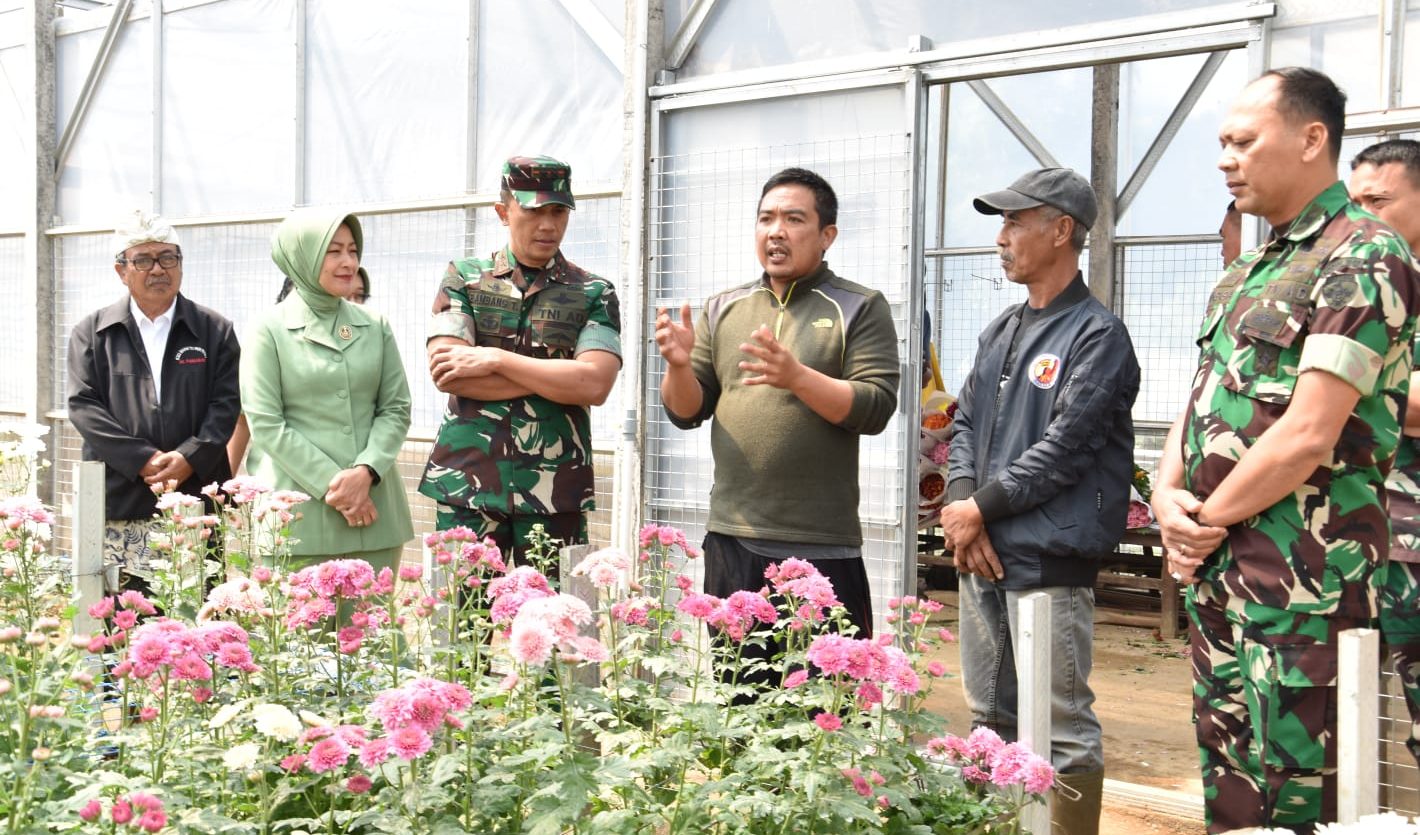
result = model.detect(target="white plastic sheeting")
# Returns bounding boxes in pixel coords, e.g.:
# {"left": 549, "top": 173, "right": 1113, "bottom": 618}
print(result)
{"left": 161, "top": 0, "right": 295, "bottom": 215}
{"left": 648, "top": 85, "right": 915, "bottom": 629}
{"left": 476, "top": 0, "right": 624, "bottom": 191}
{"left": 305, "top": 0, "right": 470, "bottom": 204}
{"left": 673, "top": 0, "right": 1228, "bottom": 78}
{"left": 0, "top": 45, "right": 27, "bottom": 231}
{"left": 56, "top": 17, "right": 154, "bottom": 226}
{"left": 48, "top": 0, "right": 625, "bottom": 225}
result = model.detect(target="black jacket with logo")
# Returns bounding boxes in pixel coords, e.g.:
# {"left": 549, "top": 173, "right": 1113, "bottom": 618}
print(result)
{"left": 67, "top": 294, "right": 241, "bottom": 519}
{"left": 947, "top": 276, "right": 1140, "bottom": 589}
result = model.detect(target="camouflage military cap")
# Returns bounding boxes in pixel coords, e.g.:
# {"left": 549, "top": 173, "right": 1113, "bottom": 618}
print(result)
{"left": 502, "top": 155, "right": 575, "bottom": 210}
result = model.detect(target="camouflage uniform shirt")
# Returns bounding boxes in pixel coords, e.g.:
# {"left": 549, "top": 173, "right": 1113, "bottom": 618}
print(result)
{"left": 419, "top": 246, "right": 621, "bottom": 515}
{"left": 1182, "top": 181, "right": 1419, "bottom": 619}
{"left": 1387, "top": 367, "right": 1420, "bottom": 563}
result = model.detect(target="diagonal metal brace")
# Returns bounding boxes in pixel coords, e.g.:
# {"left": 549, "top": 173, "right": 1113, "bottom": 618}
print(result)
{"left": 965, "top": 78, "right": 1060, "bottom": 169}
{"left": 1116, "top": 50, "right": 1227, "bottom": 218}
{"left": 55, "top": 0, "right": 136, "bottom": 176}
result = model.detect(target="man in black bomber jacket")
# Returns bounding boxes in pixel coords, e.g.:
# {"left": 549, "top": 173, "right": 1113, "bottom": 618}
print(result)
{"left": 938, "top": 169, "right": 1139, "bottom": 835}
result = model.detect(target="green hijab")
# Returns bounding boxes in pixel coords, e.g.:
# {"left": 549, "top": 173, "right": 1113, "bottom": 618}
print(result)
{"left": 270, "top": 207, "right": 364, "bottom": 316}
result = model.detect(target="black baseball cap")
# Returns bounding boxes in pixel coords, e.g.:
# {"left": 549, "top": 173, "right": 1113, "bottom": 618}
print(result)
{"left": 973, "top": 167, "right": 1098, "bottom": 229}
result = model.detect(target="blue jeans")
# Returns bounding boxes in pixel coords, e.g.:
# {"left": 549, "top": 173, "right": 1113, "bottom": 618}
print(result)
{"left": 957, "top": 574, "right": 1104, "bottom": 773}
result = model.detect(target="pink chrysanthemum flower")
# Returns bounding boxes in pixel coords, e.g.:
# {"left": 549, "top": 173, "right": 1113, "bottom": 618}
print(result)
{"left": 390, "top": 726, "right": 432, "bottom": 760}
{"left": 307, "top": 737, "right": 351, "bottom": 774}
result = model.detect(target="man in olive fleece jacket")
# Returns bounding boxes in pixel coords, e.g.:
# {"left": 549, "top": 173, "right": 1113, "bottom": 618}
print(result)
{"left": 655, "top": 167, "right": 900, "bottom": 657}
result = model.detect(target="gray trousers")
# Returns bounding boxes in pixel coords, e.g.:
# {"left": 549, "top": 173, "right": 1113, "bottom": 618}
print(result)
{"left": 957, "top": 573, "right": 1104, "bottom": 773}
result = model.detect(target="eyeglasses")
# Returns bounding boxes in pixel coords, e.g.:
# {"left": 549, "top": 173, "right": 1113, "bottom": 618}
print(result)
{"left": 117, "top": 252, "right": 183, "bottom": 271}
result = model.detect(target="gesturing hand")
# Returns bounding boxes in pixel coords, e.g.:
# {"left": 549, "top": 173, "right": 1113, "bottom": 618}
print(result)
{"left": 738, "top": 324, "right": 803, "bottom": 389}
{"left": 654, "top": 304, "right": 695, "bottom": 368}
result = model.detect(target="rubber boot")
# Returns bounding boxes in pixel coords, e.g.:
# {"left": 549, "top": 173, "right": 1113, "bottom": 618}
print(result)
{"left": 1050, "top": 769, "right": 1104, "bottom": 835}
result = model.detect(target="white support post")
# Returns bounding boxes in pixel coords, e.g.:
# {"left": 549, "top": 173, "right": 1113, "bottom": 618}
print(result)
{"left": 1337, "top": 627, "right": 1380, "bottom": 823}
{"left": 560, "top": 543, "right": 598, "bottom": 688}
{"left": 1017, "top": 592, "right": 1052, "bottom": 835}
{"left": 70, "top": 461, "right": 106, "bottom": 639}
{"left": 421, "top": 536, "right": 449, "bottom": 648}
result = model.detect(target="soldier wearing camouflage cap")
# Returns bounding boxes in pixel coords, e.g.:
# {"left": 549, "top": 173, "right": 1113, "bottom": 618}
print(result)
{"left": 421, "top": 155, "right": 621, "bottom": 562}
{"left": 1153, "top": 68, "right": 1420, "bottom": 832}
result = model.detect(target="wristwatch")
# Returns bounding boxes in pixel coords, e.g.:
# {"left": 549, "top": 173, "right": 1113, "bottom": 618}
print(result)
{"left": 360, "top": 464, "right": 381, "bottom": 485}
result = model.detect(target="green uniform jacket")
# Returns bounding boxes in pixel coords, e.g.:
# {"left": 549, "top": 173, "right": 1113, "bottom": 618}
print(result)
{"left": 1182, "top": 182, "right": 1420, "bottom": 619}
{"left": 241, "top": 294, "right": 415, "bottom": 558}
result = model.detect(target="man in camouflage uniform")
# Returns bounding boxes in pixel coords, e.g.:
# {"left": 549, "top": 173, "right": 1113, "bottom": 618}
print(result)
{"left": 1349, "top": 139, "right": 1420, "bottom": 765}
{"left": 421, "top": 156, "right": 621, "bottom": 562}
{"left": 1152, "top": 68, "right": 1420, "bottom": 833}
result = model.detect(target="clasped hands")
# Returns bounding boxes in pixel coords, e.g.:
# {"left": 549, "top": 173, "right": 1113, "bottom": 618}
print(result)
{"left": 1151, "top": 487, "right": 1226, "bottom": 584}
{"left": 325, "top": 466, "right": 377, "bottom": 529}
{"left": 939, "top": 498, "right": 1004, "bottom": 581}
{"left": 140, "top": 450, "right": 193, "bottom": 487}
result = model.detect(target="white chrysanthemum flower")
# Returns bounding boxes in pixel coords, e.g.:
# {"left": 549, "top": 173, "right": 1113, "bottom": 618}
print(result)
{"left": 250, "top": 703, "right": 301, "bottom": 740}
{"left": 299, "top": 709, "right": 332, "bottom": 728}
{"left": 207, "top": 700, "right": 247, "bottom": 730}
{"left": 223, "top": 742, "right": 261, "bottom": 771}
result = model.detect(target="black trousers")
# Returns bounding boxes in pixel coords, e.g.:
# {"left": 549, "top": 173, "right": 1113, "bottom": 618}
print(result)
{"left": 701, "top": 532, "right": 873, "bottom": 692}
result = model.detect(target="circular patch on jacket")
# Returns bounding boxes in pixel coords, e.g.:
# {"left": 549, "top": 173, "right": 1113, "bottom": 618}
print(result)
{"left": 1028, "top": 354, "right": 1062, "bottom": 389}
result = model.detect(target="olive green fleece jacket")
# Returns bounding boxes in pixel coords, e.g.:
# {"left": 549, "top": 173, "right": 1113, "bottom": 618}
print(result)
{"left": 667, "top": 263, "right": 900, "bottom": 546}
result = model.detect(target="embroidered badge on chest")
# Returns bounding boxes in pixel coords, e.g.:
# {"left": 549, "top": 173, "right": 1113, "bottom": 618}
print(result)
{"left": 1027, "top": 354, "right": 1062, "bottom": 389}
{"left": 1321, "top": 275, "right": 1358, "bottom": 311}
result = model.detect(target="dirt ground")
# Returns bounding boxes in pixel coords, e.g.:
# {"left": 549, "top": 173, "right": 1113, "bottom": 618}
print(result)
{"left": 921, "top": 591, "right": 1203, "bottom": 834}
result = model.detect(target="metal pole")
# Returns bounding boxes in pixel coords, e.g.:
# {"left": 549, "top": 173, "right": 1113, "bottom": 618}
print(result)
{"left": 1337, "top": 627, "right": 1380, "bottom": 822}
{"left": 1382, "top": 0, "right": 1405, "bottom": 111}
{"left": 1017, "top": 592, "right": 1053, "bottom": 834}
{"left": 26, "top": 0, "right": 57, "bottom": 505}
{"left": 613, "top": 0, "right": 660, "bottom": 558}
{"left": 293, "top": 0, "right": 307, "bottom": 206}
{"left": 902, "top": 69, "right": 928, "bottom": 601}
{"left": 152, "top": 0, "right": 163, "bottom": 213}
{"left": 71, "top": 462, "right": 106, "bottom": 639}
{"left": 464, "top": 0, "right": 480, "bottom": 258}
{"left": 1089, "top": 63, "right": 1119, "bottom": 310}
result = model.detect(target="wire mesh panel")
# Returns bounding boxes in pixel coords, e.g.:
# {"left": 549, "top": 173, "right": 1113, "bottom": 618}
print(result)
{"left": 0, "top": 235, "right": 26, "bottom": 412}
{"left": 48, "top": 198, "right": 623, "bottom": 572}
{"left": 1116, "top": 239, "right": 1219, "bottom": 426}
{"left": 646, "top": 132, "right": 913, "bottom": 628}
{"left": 1381, "top": 665, "right": 1420, "bottom": 815}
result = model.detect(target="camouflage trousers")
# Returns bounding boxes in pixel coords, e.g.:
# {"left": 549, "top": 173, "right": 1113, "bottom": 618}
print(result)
{"left": 434, "top": 505, "right": 586, "bottom": 572}
{"left": 1187, "top": 583, "right": 1367, "bottom": 834}
{"left": 1378, "top": 559, "right": 1420, "bottom": 766}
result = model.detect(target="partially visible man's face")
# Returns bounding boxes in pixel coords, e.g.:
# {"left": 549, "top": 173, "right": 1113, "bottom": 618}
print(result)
{"left": 756, "top": 184, "right": 837, "bottom": 283}
{"left": 1220, "top": 207, "right": 1242, "bottom": 266}
{"left": 995, "top": 206, "right": 1067, "bottom": 286}
{"left": 1217, "top": 77, "right": 1313, "bottom": 223}
{"left": 1349, "top": 162, "right": 1420, "bottom": 254}
{"left": 496, "top": 199, "right": 571, "bottom": 269}
{"left": 115, "top": 241, "right": 183, "bottom": 315}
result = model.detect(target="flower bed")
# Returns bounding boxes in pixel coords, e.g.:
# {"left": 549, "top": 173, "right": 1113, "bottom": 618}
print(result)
{"left": 0, "top": 480, "right": 1051, "bottom": 833}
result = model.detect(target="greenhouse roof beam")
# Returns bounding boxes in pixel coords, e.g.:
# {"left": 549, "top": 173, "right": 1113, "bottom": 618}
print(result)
{"left": 555, "top": 0, "right": 623, "bottom": 69}
{"left": 965, "top": 79, "right": 1060, "bottom": 169}
{"left": 1116, "top": 49, "right": 1227, "bottom": 218}
{"left": 665, "top": 0, "right": 720, "bottom": 71}
{"left": 55, "top": 0, "right": 133, "bottom": 175}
